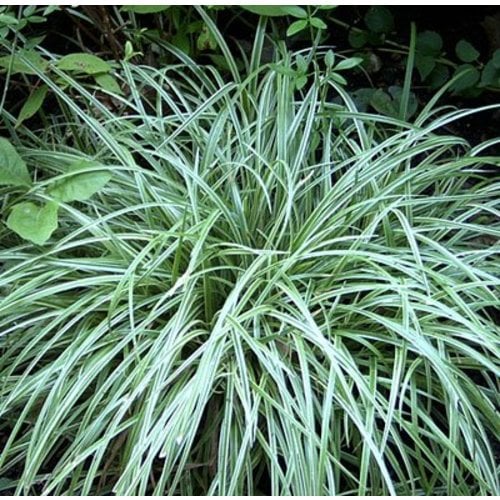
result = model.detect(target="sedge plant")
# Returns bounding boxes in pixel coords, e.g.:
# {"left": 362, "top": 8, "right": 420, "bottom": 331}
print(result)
{"left": 0, "top": 16, "right": 499, "bottom": 496}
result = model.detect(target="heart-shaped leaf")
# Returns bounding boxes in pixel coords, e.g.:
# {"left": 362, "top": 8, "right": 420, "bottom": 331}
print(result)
{"left": 6, "top": 201, "right": 58, "bottom": 245}
{"left": 48, "top": 160, "right": 111, "bottom": 202}
{"left": 0, "top": 137, "right": 31, "bottom": 187}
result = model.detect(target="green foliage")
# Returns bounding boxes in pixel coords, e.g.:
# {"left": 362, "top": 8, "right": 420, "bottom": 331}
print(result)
{"left": 369, "top": 86, "right": 418, "bottom": 119}
{"left": 15, "top": 85, "right": 48, "bottom": 128}
{"left": 56, "top": 53, "right": 112, "bottom": 75}
{"left": 0, "top": 6, "right": 499, "bottom": 496}
{"left": 241, "top": 6, "right": 307, "bottom": 18}
{"left": 450, "top": 64, "right": 481, "bottom": 94}
{"left": 0, "top": 138, "right": 32, "bottom": 187}
{"left": 0, "top": 37, "right": 498, "bottom": 495}
{"left": 47, "top": 160, "right": 112, "bottom": 202}
{"left": 6, "top": 201, "right": 58, "bottom": 245}
{"left": 364, "top": 6, "right": 394, "bottom": 34}
{"left": 0, "top": 49, "right": 48, "bottom": 75}
{"left": 455, "top": 39, "right": 480, "bottom": 63}
{"left": 0, "top": 141, "right": 111, "bottom": 244}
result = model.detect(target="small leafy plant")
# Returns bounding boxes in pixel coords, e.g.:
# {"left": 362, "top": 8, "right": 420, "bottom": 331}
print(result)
{"left": 0, "top": 138, "right": 111, "bottom": 244}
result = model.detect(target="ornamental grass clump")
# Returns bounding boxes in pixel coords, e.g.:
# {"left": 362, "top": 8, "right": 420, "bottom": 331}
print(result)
{"left": 0, "top": 35, "right": 499, "bottom": 495}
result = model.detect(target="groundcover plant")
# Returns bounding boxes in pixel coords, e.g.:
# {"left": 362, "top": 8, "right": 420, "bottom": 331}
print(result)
{"left": 0, "top": 23, "right": 499, "bottom": 496}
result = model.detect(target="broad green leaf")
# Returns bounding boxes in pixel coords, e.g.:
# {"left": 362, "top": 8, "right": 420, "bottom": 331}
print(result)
{"left": 121, "top": 5, "right": 170, "bottom": 14}
{"left": 370, "top": 87, "right": 417, "bottom": 118}
{"left": 309, "top": 17, "right": 327, "bottom": 30}
{"left": 16, "top": 85, "right": 48, "bottom": 128}
{"left": 242, "top": 6, "right": 307, "bottom": 18}
{"left": 6, "top": 201, "right": 58, "bottom": 245}
{"left": 455, "top": 40, "right": 480, "bottom": 63}
{"left": 0, "top": 49, "right": 48, "bottom": 75}
{"left": 287, "top": 19, "right": 308, "bottom": 37}
{"left": 57, "top": 53, "right": 111, "bottom": 75}
{"left": 93, "top": 73, "right": 123, "bottom": 95}
{"left": 415, "top": 53, "right": 436, "bottom": 80}
{"left": 351, "top": 88, "right": 376, "bottom": 112}
{"left": 334, "top": 57, "right": 363, "bottom": 71}
{"left": 370, "top": 89, "right": 395, "bottom": 116}
{"left": 427, "top": 63, "right": 449, "bottom": 89}
{"left": 0, "top": 137, "right": 31, "bottom": 187}
{"left": 172, "top": 33, "right": 190, "bottom": 55}
{"left": 364, "top": 6, "right": 394, "bottom": 34}
{"left": 48, "top": 160, "right": 112, "bottom": 202}
{"left": 416, "top": 31, "right": 442, "bottom": 56}
{"left": 479, "top": 59, "right": 500, "bottom": 87}
{"left": 450, "top": 64, "right": 480, "bottom": 93}
{"left": 348, "top": 30, "right": 368, "bottom": 49}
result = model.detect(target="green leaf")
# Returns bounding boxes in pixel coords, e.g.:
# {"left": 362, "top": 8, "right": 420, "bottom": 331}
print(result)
{"left": 427, "top": 64, "right": 450, "bottom": 89}
{"left": 0, "top": 49, "right": 48, "bottom": 75}
{"left": 294, "top": 75, "right": 307, "bottom": 90}
{"left": 364, "top": 6, "right": 394, "bottom": 34}
{"left": 15, "top": 85, "right": 48, "bottom": 128}
{"left": 351, "top": 88, "right": 376, "bottom": 112}
{"left": 455, "top": 40, "right": 480, "bottom": 63}
{"left": 241, "top": 6, "right": 307, "bottom": 18}
{"left": 172, "top": 33, "right": 190, "bottom": 55}
{"left": 480, "top": 59, "right": 500, "bottom": 88}
{"left": 121, "top": 5, "right": 171, "bottom": 14}
{"left": 57, "top": 53, "right": 111, "bottom": 75}
{"left": 325, "top": 49, "right": 335, "bottom": 68}
{"left": 309, "top": 17, "right": 327, "bottom": 30}
{"left": 295, "top": 54, "right": 308, "bottom": 73}
{"left": 450, "top": 64, "right": 480, "bottom": 93}
{"left": 334, "top": 57, "right": 363, "bottom": 71}
{"left": 370, "top": 86, "right": 417, "bottom": 118}
{"left": 270, "top": 64, "right": 296, "bottom": 77}
{"left": 0, "top": 13, "right": 18, "bottom": 25}
{"left": 6, "top": 201, "right": 58, "bottom": 245}
{"left": 0, "top": 137, "right": 31, "bottom": 187}
{"left": 329, "top": 72, "right": 347, "bottom": 85}
{"left": 93, "top": 73, "right": 123, "bottom": 95}
{"left": 196, "top": 25, "right": 217, "bottom": 51}
{"left": 370, "top": 89, "right": 395, "bottom": 116}
{"left": 287, "top": 19, "right": 308, "bottom": 37}
{"left": 416, "top": 31, "right": 442, "bottom": 56}
{"left": 348, "top": 30, "right": 368, "bottom": 49}
{"left": 415, "top": 54, "right": 436, "bottom": 80}
{"left": 48, "top": 160, "right": 112, "bottom": 202}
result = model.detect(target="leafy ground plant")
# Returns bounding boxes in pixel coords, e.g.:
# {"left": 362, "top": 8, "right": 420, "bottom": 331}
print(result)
{"left": 0, "top": 23, "right": 499, "bottom": 495}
